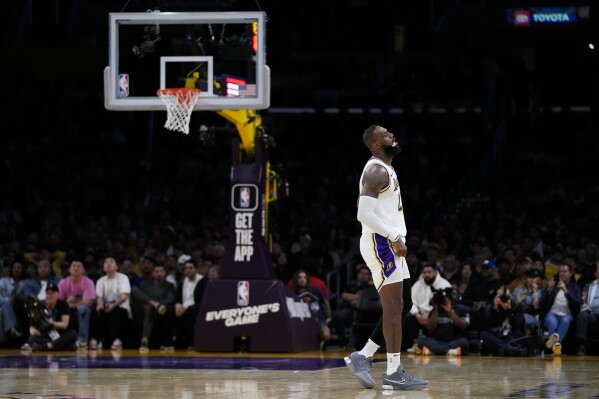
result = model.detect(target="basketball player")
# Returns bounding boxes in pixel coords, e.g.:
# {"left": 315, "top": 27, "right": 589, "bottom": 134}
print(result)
{"left": 344, "top": 125, "right": 428, "bottom": 391}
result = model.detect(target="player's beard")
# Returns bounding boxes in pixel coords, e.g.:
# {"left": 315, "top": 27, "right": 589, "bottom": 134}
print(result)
{"left": 383, "top": 141, "right": 401, "bottom": 156}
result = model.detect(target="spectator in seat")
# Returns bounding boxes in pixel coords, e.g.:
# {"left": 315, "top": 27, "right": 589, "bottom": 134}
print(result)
{"left": 132, "top": 256, "right": 156, "bottom": 287}
{"left": 165, "top": 255, "right": 182, "bottom": 290}
{"left": 119, "top": 259, "right": 140, "bottom": 287}
{"left": 0, "top": 261, "right": 28, "bottom": 341}
{"left": 575, "top": 260, "right": 599, "bottom": 355}
{"left": 453, "top": 261, "right": 475, "bottom": 303}
{"left": 460, "top": 259, "right": 502, "bottom": 332}
{"left": 540, "top": 263, "right": 582, "bottom": 356}
{"left": 29, "top": 259, "right": 60, "bottom": 298}
{"left": 440, "top": 254, "right": 460, "bottom": 284}
{"left": 403, "top": 262, "right": 452, "bottom": 351}
{"left": 23, "top": 247, "right": 67, "bottom": 279}
{"left": 131, "top": 263, "right": 175, "bottom": 351}
{"left": 480, "top": 285, "right": 543, "bottom": 356}
{"left": 24, "top": 283, "right": 78, "bottom": 352}
{"left": 511, "top": 268, "right": 544, "bottom": 334}
{"left": 418, "top": 287, "right": 470, "bottom": 356}
{"left": 174, "top": 260, "right": 204, "bottom": 349}
{"left": 508, "top": 256, "right": 534, "bottom": 291}
{"left": 291, "top": 269, "right": 331, "bottom": 346}
{"left": 287, "top": 268, "right": 329, "bottom": 302}
{"left": 90, "top": 256, "right": 132, "bottom": 350}
{"left": 57, "top": 260, "right": 96, "bottom": 349}
{"left": 331, "top": 264, "right": 373, "bottom": 349}
{"left": 14, "top": 259, "right": 61, "bottom": 340}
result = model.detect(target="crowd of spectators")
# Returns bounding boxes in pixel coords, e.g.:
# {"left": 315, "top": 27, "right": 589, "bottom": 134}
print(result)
{"left": 1, "top": 64, "right": 597, "bottom": 353}
{"left": 1, "top": 104, "right": 596, "bottom": 355}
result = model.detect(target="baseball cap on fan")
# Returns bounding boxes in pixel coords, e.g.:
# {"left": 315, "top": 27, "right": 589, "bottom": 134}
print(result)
{"left": 483, "top": 259, "right": 496, "bottom": 269}
{"left": 46, "top": 283, "right": 60, "bottom": 293}
{"left": 178, "top": 254, "right": 192, "bottom": 264}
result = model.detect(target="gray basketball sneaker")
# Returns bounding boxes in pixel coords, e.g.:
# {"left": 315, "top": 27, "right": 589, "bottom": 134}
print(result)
{"left": 344, "top": 351, "right": 376, "bottom": 389}
{"left": 382, "top": 365, "right": 429, "bottom": 391}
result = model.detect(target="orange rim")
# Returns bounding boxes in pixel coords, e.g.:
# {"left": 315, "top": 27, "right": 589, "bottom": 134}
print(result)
{"left": 157, "top": 88, "right": 201, "bottom": 105}
{"left": 157, "top": 88, "right": 201, "bottom": 96}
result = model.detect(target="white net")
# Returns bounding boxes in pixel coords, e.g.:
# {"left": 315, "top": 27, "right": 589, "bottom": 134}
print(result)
{"left": 157, "top": 89, "right": 201, "bottom": 134}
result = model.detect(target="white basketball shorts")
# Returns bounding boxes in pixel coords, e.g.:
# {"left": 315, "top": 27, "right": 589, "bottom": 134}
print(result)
{"left": 360, "top": 232, "right": 410, "bottom": 291}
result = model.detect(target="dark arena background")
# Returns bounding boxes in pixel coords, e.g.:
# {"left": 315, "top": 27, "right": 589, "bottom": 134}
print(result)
{"left": 0, "top": 1, "right": 598, "bottom": 398}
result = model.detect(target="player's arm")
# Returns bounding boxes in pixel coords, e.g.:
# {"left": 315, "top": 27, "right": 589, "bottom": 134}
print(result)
{"left": 357, "top": 164, "right": 401, "bottom": 241}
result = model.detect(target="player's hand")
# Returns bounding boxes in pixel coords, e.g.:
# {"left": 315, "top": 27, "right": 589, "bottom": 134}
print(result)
{"left": 391, "top": 239, "right": 407, "bottom": 257}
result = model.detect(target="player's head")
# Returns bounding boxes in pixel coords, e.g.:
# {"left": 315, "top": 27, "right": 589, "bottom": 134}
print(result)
{"left": 363, "top": 125, "right": 401, "bottom": 156}
{"left": 363, "top": 125, "right": 377, "bottom": 149}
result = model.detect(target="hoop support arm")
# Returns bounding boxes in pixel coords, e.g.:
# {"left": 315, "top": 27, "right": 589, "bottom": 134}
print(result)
{"left": 217, "top": 109, "right": 261, "bottom": 157}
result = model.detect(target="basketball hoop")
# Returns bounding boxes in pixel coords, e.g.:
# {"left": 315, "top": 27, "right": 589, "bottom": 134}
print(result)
{"left": 157, "top": 88, "right": 201, "bottom": 134}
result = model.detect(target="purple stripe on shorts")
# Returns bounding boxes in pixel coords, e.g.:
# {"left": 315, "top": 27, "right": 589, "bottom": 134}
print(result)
{"left": 374, "top": 234, "right": 396, "bottom": 278}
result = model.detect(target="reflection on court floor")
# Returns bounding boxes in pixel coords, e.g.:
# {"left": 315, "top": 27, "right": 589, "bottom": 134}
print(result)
{"left": 0, "top": 352, "right": 347, "bottom": 370}
{"left": 0, "top": 350, "right": 597, "bottom": 399}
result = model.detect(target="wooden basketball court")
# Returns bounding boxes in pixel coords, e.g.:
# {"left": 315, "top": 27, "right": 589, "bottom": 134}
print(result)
{"left": 0, "top": 349, "right": 597, "bottom": 398}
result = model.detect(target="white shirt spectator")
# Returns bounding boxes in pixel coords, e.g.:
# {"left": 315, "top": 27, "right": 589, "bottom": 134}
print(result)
{"left": 549, "top": 290, "right": 571, "bottom": 316}
{"left": 96, "top": 272, "right": 132, "bottom": 318}
{"left": 38, "top": 280, "right": 48, "bottom": 301}
{"left": 182, "top": 273, "right": 203, "bottom": 308}
{"left": 410, "top": 272, "right": 452, "bottom": 316}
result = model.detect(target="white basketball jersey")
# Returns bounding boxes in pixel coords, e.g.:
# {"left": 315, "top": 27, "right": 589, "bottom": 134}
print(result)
{"left": 358, "top": 157, "right": 407, "bottom": 237}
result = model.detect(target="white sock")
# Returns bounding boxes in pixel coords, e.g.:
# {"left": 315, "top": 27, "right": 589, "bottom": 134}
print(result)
{"left": 358, "top": 339, "right": 380, "bottom": 358}
{"left": 386, "top": 352, "right": 401, "bottom": 374}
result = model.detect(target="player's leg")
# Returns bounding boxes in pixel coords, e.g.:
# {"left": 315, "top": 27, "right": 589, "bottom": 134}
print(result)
{"left": 345, "top": 235, "right": 415, "bottom": 389}
{"left": 379, "top": 281, "right": 403, "bottom": 353}
{"left": 344, "top": 234, "right": 385, "bottom": 389}
{"left": 378, "top": 259, "right": 428, "bottom": 390}
{"left": 366, "top": 277, "right": 412, "bottom": 350}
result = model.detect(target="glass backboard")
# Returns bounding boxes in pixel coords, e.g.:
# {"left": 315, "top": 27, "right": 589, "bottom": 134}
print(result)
{"left": 104, "top": 11, "right": 270, "bottom": 111}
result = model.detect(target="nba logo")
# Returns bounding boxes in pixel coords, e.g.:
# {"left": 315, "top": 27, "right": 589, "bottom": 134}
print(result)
{"left": 237, "top": 281, "right": 250, "bottom": 306}
{"left": 118, "top": 74, "right": 129, "bottom": 97}
{"left": 239, "top": 187, "right": 250, "bottom": 208}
